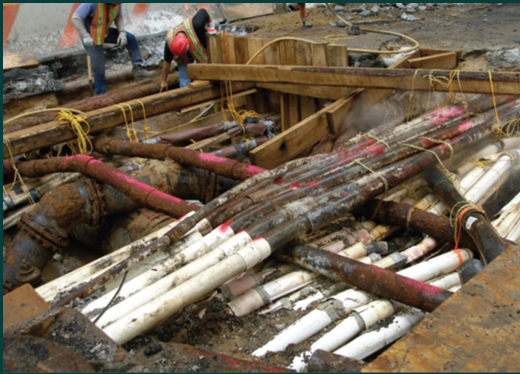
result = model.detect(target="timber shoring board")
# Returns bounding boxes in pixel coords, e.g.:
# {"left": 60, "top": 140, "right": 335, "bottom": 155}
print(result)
{"left": 3, "top": 82, "right": 255, "bottom": 159}
{"left": 207, "top": 34, "right": 222, "bottom": 64}
{"left": 187, "top": 64, "right": 520, "bottom": 95}
{"left": 3, "top": 50, "right": 39, "bottom": 71}
{"left": 409, "top": 51, "right": 458, "bottom": 70}
{"left": 311, "top": 43, "right": 328, "bottom": 67}
{"left": 364, "top": 244, "right": 520, "bottom": 373}
{"left": 326, "top": 44, "right": 349, "bottom": 67}
{"left": 221, "top": 3, "right": 273, "bottom": 22}
{"left": 247, "top": 38, "right": 265, "bottom": 65}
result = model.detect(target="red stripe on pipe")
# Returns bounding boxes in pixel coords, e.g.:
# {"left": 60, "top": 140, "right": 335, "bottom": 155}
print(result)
{"left": 59, "top": 3, "right": 81, "bottom": 49}
{"left": 3, "top": 3, "right": 20, "bottom": 51}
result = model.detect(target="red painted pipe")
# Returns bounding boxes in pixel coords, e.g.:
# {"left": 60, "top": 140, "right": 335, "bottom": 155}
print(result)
{"left": 92, "top": 137, "right": 267, "bottom": 180}
{"left": 3, "top": 155, "right": 199, "bottom": 218}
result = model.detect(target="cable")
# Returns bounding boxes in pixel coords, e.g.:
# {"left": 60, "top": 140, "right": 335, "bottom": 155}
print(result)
{"left": 92, "top": 271, "right": 128, "bottom": 324}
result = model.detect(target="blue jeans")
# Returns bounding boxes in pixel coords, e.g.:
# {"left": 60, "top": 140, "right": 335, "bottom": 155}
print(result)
{"left": 82, "top": 28, "right": 143, "bottom": 95}
{"left": 178, "top": 63, "right": 192, "bottom": 88}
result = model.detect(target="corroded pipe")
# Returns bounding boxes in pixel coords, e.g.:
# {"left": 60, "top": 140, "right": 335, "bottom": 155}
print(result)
{"left": 92, "top": 137, "right": 267, "bottom": 181}
{"left": 3, "top": 155, "right": 200, "bottom": 218}
{"left": 276, "top": 245, "right": 452, "bottom": 313}
{"left": 425, "top": 167, "right": 509, "bottom": 264}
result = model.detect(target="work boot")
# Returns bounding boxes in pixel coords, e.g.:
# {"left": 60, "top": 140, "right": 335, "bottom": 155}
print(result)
{"left": 132, "top": 66, "right": 154, "bottom": 81}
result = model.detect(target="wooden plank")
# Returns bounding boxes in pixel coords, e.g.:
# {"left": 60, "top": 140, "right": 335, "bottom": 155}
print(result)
{"left": 288, "top": 94, "right": 300, "bottom": 128}
{"left": 221, "top": 3, "right": 273, "bottom": 22}
{"left": 249, "top": 99, "right": 348, "bottom": 169}
{"left": 295, "top": 42, "right": 312, "bottom": 66}
{"left": 300, "top": 96, "right": 317, "bottom": 120}
{"left": 279, "top": 40, "right": 296, "bottom": 66}
{"left": 188, "top": 80, "right": 211, "bottom": 89}
{"left": 3, "top": 82, "right": 255, "bottom": 159}
{"left": 247, "top": 38, "right": 265, "bottom": 65}
{"left": 207, "top": 34, "right": 222, "bottom": 64}
{"left": 3, "top": 50, "right": 39, "bottom": 71}
{"left": 234, "top": 37, "right": 250, "bottom": 65}
{"left": 220, "top": 32, "right": 236, "bottom": 64}
{"left": 326, "top": 44, "right": 349, "bottom": 67}
{"left": 420, "top": 47, "right": 461, "bottom": 61}
{"left": 264, "top": 41, "right": 281, "bottom": 65}
{"left": 311, "top": 43, "right": 328, "bottom": 66}
{"left": 409, "top": 51, "right": 458, "bottom": 70}
{"left": 257, "top": 82, "right": 356, "bottom": 101}
{"left": 253, "top": 89, "right": 270, "bottom": 113}
{"left": 188, "top": 63, "right": 520, "bottom": 95}
{"left": 364, "top": 244, "right": 520, "bottom": 373}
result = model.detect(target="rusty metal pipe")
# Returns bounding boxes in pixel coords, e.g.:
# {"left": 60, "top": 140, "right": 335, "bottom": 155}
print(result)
{"left": 353, "top": 200, "right": 478, "bottom": 251}
{"left": 276, "top": 244, "right": 452, "bottom": 313}
{"left": 3, "top": 155, "right": 200, "bottom": 218}
{"left": 424, "top": 167, "right": 508, "bottom": 264}
{"left": 92, "top": 137, "right": 267, "bottom": 181}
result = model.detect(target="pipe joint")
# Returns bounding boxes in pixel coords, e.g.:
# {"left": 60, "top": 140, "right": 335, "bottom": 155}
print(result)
{"left": 318, "top": 299, "right": 350, "bottom": 321}
{"left": 17, "top": 213, "right": 69, "bottom": 253}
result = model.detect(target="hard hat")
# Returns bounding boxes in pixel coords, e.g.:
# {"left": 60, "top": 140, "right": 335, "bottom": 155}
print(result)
{"left": 169, "top": 34, "right": 189, "bottom": 57}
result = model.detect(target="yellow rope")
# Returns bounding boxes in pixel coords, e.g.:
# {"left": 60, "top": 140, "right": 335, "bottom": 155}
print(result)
{"left": 114, "top": 104, "right": 145, "bottom": 166}
{"left": 401, "top": 142, "right": 457, "bottom": 185}
{"left": 357, "top": 132, "right": 391, "bottom": 151}
{"left": 320, "top": 34, "right": 357, "bottom": 44}
{"left": 421, "top": 137, "right": 454, "bottom": 169}
{"left": 347, "top": 158, "right": 389, "bottom": 193}
{"left": 406, "top": 70, "right": 420, "bottom": 121}
{"left": 449, "top": 201, "right": 486, "bottom": 244}
{"left": 55, "top": 110, "right": 93, "bottom": 155}
{"left": 134, "top": 100, "right": 151, "bottom": 143}
{"left": 3, "top": 108, "right": 85, "bottom": 125}
{"left": 3, "top": 138, "right": 35, "bottom": 206}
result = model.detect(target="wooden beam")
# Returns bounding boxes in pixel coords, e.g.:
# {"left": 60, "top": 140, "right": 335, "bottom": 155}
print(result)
{"left": 3, "top": 51, "right": 39, "bottom": 72}
{"left": 188, "top": 63, "right": 520, "bottom": 95}
{"left": 3, "top": 82, "right": 255, "bottom": 159}
{"left": 249, "top": 98, "right": 348, "bottom": 169}
{"left": 326, "top": 44, "right": 349, "bottom": 67}
{"left": 311, "top": 43, "right": 328, "bottom": 66}
{"left": 220, "top": 31, "right": 236, "bottom": 64}
{"left": 409, "top": 51, "right": 458, "bottom": 70}
{"left": 420, "top": 47, "right": 461, "bottom": 61}
{"left": 257, "top": 82, "right": 356, "bottom": 101}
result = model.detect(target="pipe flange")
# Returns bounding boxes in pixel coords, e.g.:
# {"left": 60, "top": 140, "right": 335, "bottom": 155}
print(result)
{"left": 17, "top": 214, "right": 68, "bottom": 254}
{"left": 81, "top": 178, "right": 106, "bottom": 226}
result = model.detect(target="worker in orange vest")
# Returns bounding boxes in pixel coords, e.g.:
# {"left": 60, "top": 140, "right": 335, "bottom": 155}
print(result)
{"left": 72, "top": 3, "right": 153, "bottom": 95}
{"left": 160, "top": 8, "right": 217, "bottom": 91}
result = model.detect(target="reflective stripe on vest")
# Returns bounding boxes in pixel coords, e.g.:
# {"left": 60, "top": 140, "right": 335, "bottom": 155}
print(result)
{"left": 166, "top": 17, "right": 209, "bottom": 64}
{"left": 91, "top": 3, "right": 120, "bottom": 45}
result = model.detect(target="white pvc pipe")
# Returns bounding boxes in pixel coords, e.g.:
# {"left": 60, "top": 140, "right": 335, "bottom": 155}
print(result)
{"left": 94, "top": 229, "right": 249, "bottom": 328}
{"left": 103, "top": 237, "right": 273, "bottom": 344}
{"left": 228, "top": 270, "right": 318, "bottom": 317}
{"left": 36, "top": 213, "right": 207, "bottom": 301}
{"left": 397, "top": 249, "right": 471, "bottom": 282}
{"left": 497, "top": 191, "right": 520, "bottom": 215}
{"left": 333, "top": 307, "right": 426, "bottom": 360}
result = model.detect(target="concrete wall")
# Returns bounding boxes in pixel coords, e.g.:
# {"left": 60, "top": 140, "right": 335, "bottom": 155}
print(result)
{"left": 3, "top": 3, "right": 227, "bottom": 59}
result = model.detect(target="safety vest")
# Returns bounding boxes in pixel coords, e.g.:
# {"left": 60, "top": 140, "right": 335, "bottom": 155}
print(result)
{"left": 90, "top": 3, "right": 120, "bottom": 45}
{"left": 166, "top": 17, "right": 209, "bottom": 64}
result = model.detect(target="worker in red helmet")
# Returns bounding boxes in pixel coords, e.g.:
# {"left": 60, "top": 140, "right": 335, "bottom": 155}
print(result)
{"left": 72, "top": 3, "right": 153, "bottom": 95}
{"left": 161, "top": 8, "right": 217, "bottom": 91}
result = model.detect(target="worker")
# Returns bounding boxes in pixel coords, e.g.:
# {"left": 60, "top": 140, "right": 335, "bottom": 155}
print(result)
{"left": 297, "top": 3, "right": 311, "bottom": 27}
{"left": 72, "top": 3, "right": 153, "bottom": 96}
{"left": 160, "top": 8, "right": 217, "bottom": 92}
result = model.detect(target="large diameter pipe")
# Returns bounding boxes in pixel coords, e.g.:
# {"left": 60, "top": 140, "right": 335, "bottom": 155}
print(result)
{"left": 277, "top": 245, "right": 453, "bottom": 313}
{"left": 3, "top": 155, "right": 200, "bottom": 218}
{"left": 425, "top": 166, "right": 511, "bottom": 264}
{"left": 92, "top": 137, "right": 267, "bottom": 181}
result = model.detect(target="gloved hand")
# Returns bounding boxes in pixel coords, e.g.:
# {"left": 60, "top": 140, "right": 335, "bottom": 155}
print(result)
{"left": 117, "top": 31, "right": 127, "bottom": 48}
{"left": 206, "top": 21, "right": 217, "bottom": 35}
{"left": 82, "top": 34, "right": 94, "bottom": 47}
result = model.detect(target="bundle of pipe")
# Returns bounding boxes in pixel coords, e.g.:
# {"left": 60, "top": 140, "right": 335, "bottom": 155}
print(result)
{"left": 493, "top": 191, "right": 520, "bottom": 241}
{"left": 86, "top": 101, "right": 518, "bottom": 345}
{"left": 146, "top": 119, "right": 274, "bottom": 146}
